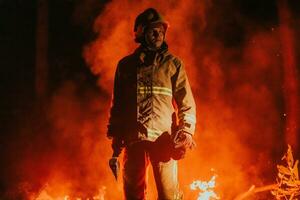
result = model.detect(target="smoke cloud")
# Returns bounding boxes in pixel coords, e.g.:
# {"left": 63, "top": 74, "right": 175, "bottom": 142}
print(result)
{"left": 4, "top": 0, "right": 299, "bottom": 199}
{"left": 82, "top": 0, "right": 294, "bottom": 198}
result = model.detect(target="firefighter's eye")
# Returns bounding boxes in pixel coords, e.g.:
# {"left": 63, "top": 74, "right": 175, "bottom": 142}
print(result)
{"left": 147, "top": 28, "right": 164, "bottom": 36}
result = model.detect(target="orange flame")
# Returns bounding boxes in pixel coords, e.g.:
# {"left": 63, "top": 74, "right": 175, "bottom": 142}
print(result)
{"left": 78, "top": 0, "right": 298, "bottom": 199}
{"left": 8, "top": 1, "right": 299, "bottom": 199}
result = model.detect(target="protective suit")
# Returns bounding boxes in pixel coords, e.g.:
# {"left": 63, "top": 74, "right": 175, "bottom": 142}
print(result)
{"left": 107, "top": 8, "right": 196, "bottom": 200}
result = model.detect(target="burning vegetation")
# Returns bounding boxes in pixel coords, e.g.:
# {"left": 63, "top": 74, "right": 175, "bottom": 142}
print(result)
{"left": 272, "top": 145, "right": 300, "bottom": 199}
{"left": 234, "top": 145, "right": 300, "bottom": 200}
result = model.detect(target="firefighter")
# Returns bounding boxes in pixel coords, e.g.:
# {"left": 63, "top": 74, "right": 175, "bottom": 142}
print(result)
{"left": 107, "top": 8, "right": 196, "bottom": 200}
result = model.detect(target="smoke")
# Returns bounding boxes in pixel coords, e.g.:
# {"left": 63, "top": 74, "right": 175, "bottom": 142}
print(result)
{"left": 39, "top": 80, "right": 124, "bottom": 199}
{"left": 3, "top": 0, "right": 299, "bottom": 199}
{"left": 83, "top": 0, "right": 209, "bottom": 92}
{"left": 82, "top": 0, "right": 294, "bottom": 199}
{"left": 278, "top": 0, "right": 300, "bottom": 151}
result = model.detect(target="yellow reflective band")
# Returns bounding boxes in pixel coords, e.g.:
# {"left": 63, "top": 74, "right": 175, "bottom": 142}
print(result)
{"left": 152, "top": 86, "right": 172, "bottom": 93}
{"left": 153, "top": 90, "right": 172, "bottom": 96}
{"left": 138, "top": 86, "right": 173, "bottom": 97}
{"left": 179, "top": 113, "right": 196, "bottom": 124}
{"left": 147, "top": 128, "right": 162, "bottom": 140}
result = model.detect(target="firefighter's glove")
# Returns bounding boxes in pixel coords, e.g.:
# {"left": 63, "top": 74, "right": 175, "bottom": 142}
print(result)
{"left": 172, "top": 131, "right": 196, "bottom": 160}
{"left": 109, "top": 137, "right": 124, "bottom": 180}
{"left": 109, "top": 156, "right": 120, "bottom": 180}
{"left": 173, "top": 131, "right": 196, "bottom": 149}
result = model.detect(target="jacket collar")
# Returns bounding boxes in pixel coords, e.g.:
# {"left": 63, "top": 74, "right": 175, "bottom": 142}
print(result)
{"left": 135, "top": 42, "right": 169, "bottom": 65}
{"left": 136, "top": 41, "right": 168, "bottom": 53}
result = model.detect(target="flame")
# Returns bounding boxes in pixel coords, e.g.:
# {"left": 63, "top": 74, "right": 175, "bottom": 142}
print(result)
{"left": 4, "top": 0, "right": 299, "bottom": 199}
{"left": 190, "top": 175, "right": 220, "bottom": 200}
{"left": 83, "top": 2, "right": 284, "bottom": 198}
{"left": 35, "top": 185, "right": 106, "bottom": 200}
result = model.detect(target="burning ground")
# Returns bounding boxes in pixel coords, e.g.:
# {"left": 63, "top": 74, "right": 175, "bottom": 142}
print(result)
{"left": 1, "top": 0, "right": 299, "bottom": 199}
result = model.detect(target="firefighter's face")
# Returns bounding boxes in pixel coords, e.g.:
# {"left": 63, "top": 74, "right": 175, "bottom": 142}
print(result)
{"left": 145, "top": 23, "right": 165, "bottom": 49}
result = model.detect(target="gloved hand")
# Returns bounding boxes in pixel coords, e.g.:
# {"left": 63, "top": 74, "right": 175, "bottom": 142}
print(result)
{"left": 171, "top": 131, "right": 196, "bottom": 160}
{"left": 109, "top": 156, "right": 120, "bottom": 180}
{"left": 109, "top": 137, "right": 124, "bottom": 180}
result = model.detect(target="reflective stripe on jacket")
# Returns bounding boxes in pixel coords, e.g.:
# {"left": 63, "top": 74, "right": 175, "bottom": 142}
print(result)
{"left": 107, "top": 43, "right": 196, "bottom": 143}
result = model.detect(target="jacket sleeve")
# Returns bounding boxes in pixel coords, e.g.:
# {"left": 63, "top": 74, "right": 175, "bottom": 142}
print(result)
{"left": 107, "top": 62, "right": 122, "bottom": 139}
{"left": 172, "top": 58, "right": 196, "bottom": 135}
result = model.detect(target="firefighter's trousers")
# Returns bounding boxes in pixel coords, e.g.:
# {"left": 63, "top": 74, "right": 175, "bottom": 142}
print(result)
{"left": 123, "top": 140, "right": 183, "bottom": 200}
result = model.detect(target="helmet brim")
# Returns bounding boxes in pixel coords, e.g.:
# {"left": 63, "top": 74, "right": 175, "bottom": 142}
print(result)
{"left": 148, "top": 20, "right": 169, "bottom": 32}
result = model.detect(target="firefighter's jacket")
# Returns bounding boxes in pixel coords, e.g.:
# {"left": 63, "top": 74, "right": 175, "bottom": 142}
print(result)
{"left": 107, "top": 43, "right": 196, "bottom": 144}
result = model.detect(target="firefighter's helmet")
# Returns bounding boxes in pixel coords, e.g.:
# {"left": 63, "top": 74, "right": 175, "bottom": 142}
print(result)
{"left": 134, "top": 8, "right": 169, "bottom": 43}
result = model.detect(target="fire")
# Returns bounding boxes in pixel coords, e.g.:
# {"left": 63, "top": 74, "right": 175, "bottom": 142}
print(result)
{"left": 83, "top": 0, "right": 297, "bottom": 197}
{"left": 271, "top": 145, "right": 300, "bottom": 199}
{"left": 4, "top": 0, "right": 299, "bottom": 199}
{"left": 190, "top": 175, "right": 220, "bottom": 200}
{"left": 234, "top": 145, "right": 300, "bottom": 200}
{"left": 35, "top": 185, "right": 106, "bottom": 200}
